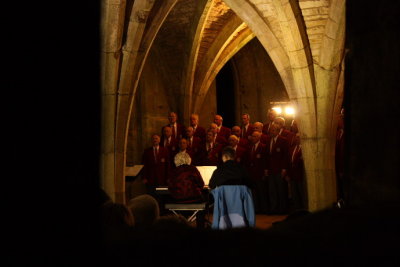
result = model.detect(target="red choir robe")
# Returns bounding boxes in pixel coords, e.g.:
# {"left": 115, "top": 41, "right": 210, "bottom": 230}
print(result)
{"left": 186, "top": 136, "right": 202, "bottom": 166}
{"left": 162, "top": 123, "right": 185, "bottom": 142}
{"left": 241, "top": 124, "right": 254, "bottom": 139}
{"left": 141, "top": 146, "right": 170, "bottom": 186}
{"left": 265, "top": 135, "right": 289, "bottom": 175}
{"left": 198, "top": 142, "right": 223, "bottom": 166}
{"left": 160, "top": 136, "right": 179, "bottom": 167}
{"left": 233, "top": 145, "right": 247, "bottom": 165}
{"left": 244, "top": 142, "right": 267, "bottom": 182}
{"left": 192, "top": 125, "right": 206, "bottom": 144}
{"left": 238, "top": 136, "right": 250, "bottom": 150}
{"left": 262, "top": 122, "right": 274, "bottom": 135}
{"left": 217, "top": 125, "right": 231, "bottom": 140}
{"left": 279, "top": 129, "right": 295, "bottom": 148}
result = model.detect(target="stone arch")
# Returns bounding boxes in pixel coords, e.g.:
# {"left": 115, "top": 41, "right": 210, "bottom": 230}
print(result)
{"left": 101, "top": 0, "right": 179, "bottom": 202}
{"left": 221, "top": 0, "right": 346, "bottom": 211}
{"left": 223, "top": 0, "right": 297, "bottom": 98}
{"left": 192, "top": 20, "right": 255, "bottom": 114}
{"left": 180, "top": 0, "right": 214, "bottom": 123}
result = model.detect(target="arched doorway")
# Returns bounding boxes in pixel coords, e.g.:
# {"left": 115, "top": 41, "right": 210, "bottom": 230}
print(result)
{"left": 216, "top": 61, "right": 235, "bottom": 128}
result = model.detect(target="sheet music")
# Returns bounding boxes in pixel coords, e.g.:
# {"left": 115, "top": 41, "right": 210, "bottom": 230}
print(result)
{"left": 125, "top": 165, "right": 144, "bottom": 176}
{"left": 196, "top": 166, "right": 217, "bottom": 185}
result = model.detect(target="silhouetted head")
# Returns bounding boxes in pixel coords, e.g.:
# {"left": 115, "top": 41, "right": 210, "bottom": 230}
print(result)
{"left": 127, "top": 194, "right": 160, "bottom": 229}
{"left": 222, "top": 146, "right": 236, "bottom": 162}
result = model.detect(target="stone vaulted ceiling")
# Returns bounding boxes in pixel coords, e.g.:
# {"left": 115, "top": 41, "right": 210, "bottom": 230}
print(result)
{"left": 152, "top": 0, "right": 197, "bottom": 83}
{"left": 299, "top": 0, "right": 331, "bottom": 61}
{"left": 196, "top": 0, "right": 235, "bottom": 69}
{"left": 152, "top": 0, "right": 335, "bottom": 96}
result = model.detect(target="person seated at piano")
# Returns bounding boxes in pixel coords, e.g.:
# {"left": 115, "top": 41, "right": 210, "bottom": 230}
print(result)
{"left": 168, "top": 152, "right": 205, "bottom": 203}
{"left": 167, "top": 152, "right": 207, "bottom": 227}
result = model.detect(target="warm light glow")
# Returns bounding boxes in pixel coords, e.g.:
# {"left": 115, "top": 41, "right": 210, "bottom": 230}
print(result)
{"left": 272, "top": 106, "right": 282, "bottom": 114}
{"left": 285, "top": 107, "right": 295, "bottom": 115}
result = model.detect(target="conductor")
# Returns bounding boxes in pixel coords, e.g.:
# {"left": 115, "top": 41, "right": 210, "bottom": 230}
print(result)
{"left": 209, "top": 146, "right": 252, "bottom": 189}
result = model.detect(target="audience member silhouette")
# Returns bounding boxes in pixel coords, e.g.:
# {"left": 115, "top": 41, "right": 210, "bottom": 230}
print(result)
{"left": 100, "top": 201, "right": 135, "bottom": 245}
{"left": 127, "top": 194, "right": 160, "bottom": 230}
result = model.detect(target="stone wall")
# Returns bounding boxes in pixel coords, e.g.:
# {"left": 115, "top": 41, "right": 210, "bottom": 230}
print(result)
{"left": 127, "top": 49, "right": 173, "bottom": 165}
{"left": 232, "top": 39, "right": 289, "bottom": 125}
{"left": 199, "top": 79, "right": 217, "bottom": 127}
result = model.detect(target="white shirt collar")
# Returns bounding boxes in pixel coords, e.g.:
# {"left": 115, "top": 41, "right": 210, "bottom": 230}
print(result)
{"left": 254, "top": 141, "right": 260, "bottom": 150}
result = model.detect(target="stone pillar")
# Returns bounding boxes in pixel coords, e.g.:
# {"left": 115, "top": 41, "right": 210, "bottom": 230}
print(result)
{"left": 100, "top": 0, "right": 127, "bottom": 201}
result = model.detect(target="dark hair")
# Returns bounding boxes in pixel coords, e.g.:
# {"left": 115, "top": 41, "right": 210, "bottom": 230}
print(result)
{"left": 222, "top": 146, "right": 236, "bottom": 160}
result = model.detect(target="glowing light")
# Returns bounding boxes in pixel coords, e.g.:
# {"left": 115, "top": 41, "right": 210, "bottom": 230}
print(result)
{"left": 285, "top": 107, "right": 295, "bottom": 115}
{"left": 272, "top": 106, "right": 282, "bottom": 114}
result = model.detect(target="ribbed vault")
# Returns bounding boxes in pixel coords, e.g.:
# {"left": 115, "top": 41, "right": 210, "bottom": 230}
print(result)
{"left": 100, "top": 0, "right": 346, "bottom": 211}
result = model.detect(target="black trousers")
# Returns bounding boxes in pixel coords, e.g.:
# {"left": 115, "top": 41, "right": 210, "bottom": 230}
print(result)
{"left": 268, "top": 174, "right": 288, "bottom": 214}
{"left": 250, "top": 178, "right": 270, "bottom": 214}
